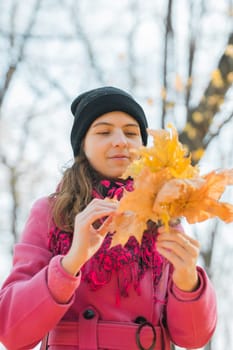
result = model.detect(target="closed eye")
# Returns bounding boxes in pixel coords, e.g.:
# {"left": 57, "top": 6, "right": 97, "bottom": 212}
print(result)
{"left": 126, "top": 132, "right": 137, "bottom": 135}
{"left": 96, "top": 131, "right": 110, "bottom": 135}
{"left": 125, "top": 132, "right": 140, "bottom": 136}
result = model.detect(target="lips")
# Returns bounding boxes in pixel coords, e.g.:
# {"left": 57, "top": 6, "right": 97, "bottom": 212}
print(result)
{"left": 108, "top": 154, "right": 129, "bottom": 159}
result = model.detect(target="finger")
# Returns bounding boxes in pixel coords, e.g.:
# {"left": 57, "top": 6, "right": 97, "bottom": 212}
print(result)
{"left": 157, "top": 232, "right": 196, "bottom": 247}
{"left": 156, "top": 242, "right": 199, "bottom": 271}
{"left": 181, "top": 234, "right": 200, "bottom": 249}
{"left": 157, "top": 244, "right": 199, "bottom": 290}
{"left": 158, "top": 223, "right": 185, "bottom": 235}
{"left": 157, "top": 232, "right": 200, "bottom": 257}
{"left": 75, "top": 207, "right": 117, "bottom": 231}
{"left": 82, "top": 200, "right": 118, "bottom": 217}
{"left": 157, "top": 223, "right": 198, "bottom": 246}
{"left": 156, "top": 246, "right": 184, "bottom": 266}
{"left": 157, "top": 238, "right": 199, "bottom": 260}
{"left": 90, "top": 198, "right": 119, "bottom": 209}
{"left": 96, "top": 215, "right": 113, "bottom": 236}
{"left": 157, "top": 229, "right": 200, "bottom": 249}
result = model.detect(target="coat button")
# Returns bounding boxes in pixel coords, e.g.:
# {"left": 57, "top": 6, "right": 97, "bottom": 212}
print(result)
{"left": 135, "top": 316, "right": 147, "bottom": 324}
{"left": 83, "top": 309, "right": 95, "bottom": 319}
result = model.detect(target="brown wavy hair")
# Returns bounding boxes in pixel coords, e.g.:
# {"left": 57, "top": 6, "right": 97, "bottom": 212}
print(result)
{"left": 50, "top": 145, "right": 102, "bottom": 232}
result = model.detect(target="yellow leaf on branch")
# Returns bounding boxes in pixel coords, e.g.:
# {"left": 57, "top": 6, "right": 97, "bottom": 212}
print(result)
{"left": 225, "top": 44, "right": 233, "bottom": 58}
{"left": 211, "top": 69, "right": 224, "bottom": 88}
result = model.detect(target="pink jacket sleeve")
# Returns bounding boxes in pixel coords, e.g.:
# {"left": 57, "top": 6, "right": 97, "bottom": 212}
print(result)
{"left": 0, "top": 198, "right": 81, "bottom": 350}
{"left": 166, "top": 266, "right": 217, "bottom": 348}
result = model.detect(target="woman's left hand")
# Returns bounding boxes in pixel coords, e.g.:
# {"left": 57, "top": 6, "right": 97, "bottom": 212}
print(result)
{"left": 156, "top": 224, "right": 200, "bottom": 292}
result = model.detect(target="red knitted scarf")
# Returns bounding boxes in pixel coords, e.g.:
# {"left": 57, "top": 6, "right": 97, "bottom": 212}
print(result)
{"left": 48, "top": 178, "right": 165, "bottom": 302}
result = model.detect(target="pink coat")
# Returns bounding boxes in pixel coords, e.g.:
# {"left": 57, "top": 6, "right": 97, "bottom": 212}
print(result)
{"left": 0, "top": 197, "right": 217, "bottom": 350}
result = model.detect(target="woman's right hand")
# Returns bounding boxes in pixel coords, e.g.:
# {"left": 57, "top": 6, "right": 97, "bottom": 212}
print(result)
{"left": 61, "top": 198, "right": 118, "bottom": 276}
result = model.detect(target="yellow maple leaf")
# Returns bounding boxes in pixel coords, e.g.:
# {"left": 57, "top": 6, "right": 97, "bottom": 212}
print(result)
{"left": 153, "top": 170, "right": 233, "bottom": 225}
{"left": 110, "top": 168, "right": 171, "bottom": 244}
{"left": 110, "top": 212, "right": 147, "bottom": 247}
{"left": 124, "top": 124, "right": 198, "bottom": 179}
{"left": 110, "top": 125, "right": 233, "bottom": 245}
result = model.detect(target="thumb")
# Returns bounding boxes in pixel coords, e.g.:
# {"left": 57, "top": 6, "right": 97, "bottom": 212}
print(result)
{"left": 96, "top": 215, "right": 113, "bottom": 236}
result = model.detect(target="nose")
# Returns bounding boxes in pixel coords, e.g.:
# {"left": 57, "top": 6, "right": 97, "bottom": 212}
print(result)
{"left": 111, "top": 129, "right": 127, "bottom": 147}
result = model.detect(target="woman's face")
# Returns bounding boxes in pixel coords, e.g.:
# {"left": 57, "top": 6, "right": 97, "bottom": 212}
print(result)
{"left": 83, "top": 111, "right": 143, "bottom": 178}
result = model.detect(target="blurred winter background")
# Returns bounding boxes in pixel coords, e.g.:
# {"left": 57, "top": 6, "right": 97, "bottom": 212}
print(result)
{"left": 0, "top": 0, "right": 233, "bottom": 349}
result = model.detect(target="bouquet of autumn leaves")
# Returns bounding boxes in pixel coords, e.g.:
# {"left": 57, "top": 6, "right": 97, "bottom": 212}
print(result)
{"left": 110, "top": 124, "right": 233, "bottom": 246}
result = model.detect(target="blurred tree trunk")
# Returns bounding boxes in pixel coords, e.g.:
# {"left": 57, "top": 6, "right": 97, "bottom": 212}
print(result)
{"left": 179, "top": 32, "right": 233, "bottom": 164}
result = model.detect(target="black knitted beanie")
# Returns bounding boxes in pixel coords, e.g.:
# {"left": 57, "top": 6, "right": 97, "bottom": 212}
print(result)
{"left": 70, "top": 86, "right": 148, "bottom": 157}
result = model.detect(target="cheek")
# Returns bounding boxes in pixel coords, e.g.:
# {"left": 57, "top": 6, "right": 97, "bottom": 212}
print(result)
{"left": 130, "top": 138, "right": 143, "bottom": 150}
{"left": 84, "top": 137, "right": 98, "bottom": 155}
{"left": 84, "top": 142, "right": 105, "bottom": 163}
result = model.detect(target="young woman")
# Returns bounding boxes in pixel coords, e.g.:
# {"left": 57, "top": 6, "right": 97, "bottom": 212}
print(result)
{"left": 0, "top": 86, "right": 217, "bottom": 350}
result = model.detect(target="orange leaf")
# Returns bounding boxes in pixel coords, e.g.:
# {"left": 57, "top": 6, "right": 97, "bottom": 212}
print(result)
{"left": 111, "top": 124, "right": 233, "bottom": 244}
{"left": 110, "top": 212, "right": 147, "bottom": 247}
{"left": 153, "top": 171, "right": 233, "bottom": 224}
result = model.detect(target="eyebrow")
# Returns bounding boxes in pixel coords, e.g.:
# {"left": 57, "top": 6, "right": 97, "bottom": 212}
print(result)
{"left": 92, "top": 122, "right": 140, "bottom": 128}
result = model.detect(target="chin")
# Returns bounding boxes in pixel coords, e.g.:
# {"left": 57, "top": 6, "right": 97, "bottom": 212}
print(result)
{"left": 107, "top": 174, "right": 123, "bottom": 179}
{"left": 107, "top": 171, "right": 125, "bottom": 179}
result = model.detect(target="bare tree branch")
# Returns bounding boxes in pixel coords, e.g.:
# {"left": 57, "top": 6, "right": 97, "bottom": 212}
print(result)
{"left": 184, "top": 1, "right": 207, "bottom": 109}
{"left": 32, "top": 65, "right": 71, "bottom": 101}
{"left": 204, "top": 110, "right": 233, "bottom": 147}
{"left": 69, "top": 1, "right": 105, "bottom": 84}
{"left": 185, "top": 38, "right": 195, "bottom": 110}
{"left": 161, "top": 0, "right": 173, "bottom": 127}
{"left": 0, "top": 154, "right": 8, "bottom": 167}
{"left": 9, "top": 166, "right": 18, "bottom": 244}
{"left": 127, "top": 0, "right": 140, "bottom": 92}
{"left": 0, "top": 28, "right": 76, "bottom": 41}
{"left": 0, "top": 0, "right": 42, "bottom": 111}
